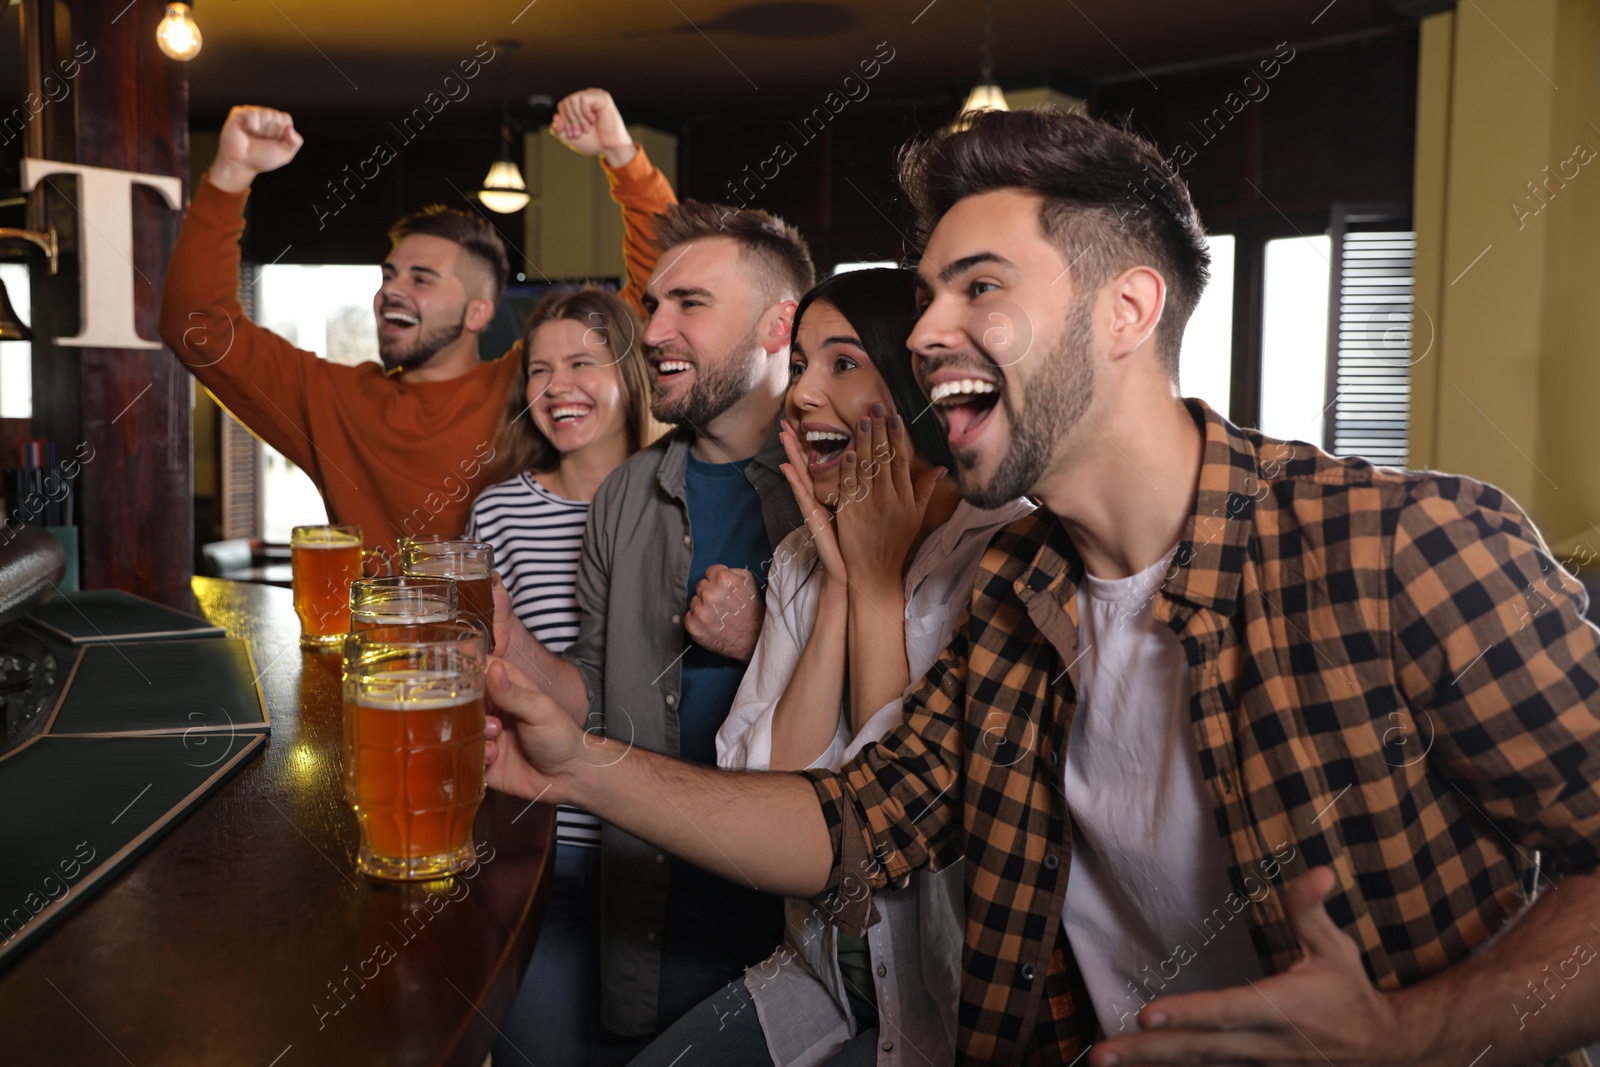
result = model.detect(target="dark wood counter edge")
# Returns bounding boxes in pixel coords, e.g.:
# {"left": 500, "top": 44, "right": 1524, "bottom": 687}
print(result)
{"left": 0, "top": 731, "right": 268, "bottom": 969}
{"left": 443, "top": 835, "right": 555, "bottom": 1067}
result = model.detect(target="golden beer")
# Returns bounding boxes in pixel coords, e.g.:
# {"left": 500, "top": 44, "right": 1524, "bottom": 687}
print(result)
{"left": 401, "top": 540, "right": 495, "bottom": 640}
{"left": 342, "top": 623, "right": 487, "bottom": 880}
{"left": 292, "top": 525, "right": 370, "bottom": 647}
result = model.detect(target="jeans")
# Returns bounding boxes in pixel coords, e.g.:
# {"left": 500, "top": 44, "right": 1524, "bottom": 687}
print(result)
{"left": 493, "top": 845, "right": 653, "bottom": 1067}
{"left": 625, "top": 978, "right": 881, "bottom": 1067}
{"left": 492, "top": 847, "right": 782, "bottom": 1067}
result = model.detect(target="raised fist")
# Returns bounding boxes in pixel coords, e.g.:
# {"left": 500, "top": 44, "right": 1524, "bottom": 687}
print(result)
{"left": 550, "top": 89, "right": 636, "bottom": 169}
{"left": 209, "top": 105, "right": 304, "bottom": 193}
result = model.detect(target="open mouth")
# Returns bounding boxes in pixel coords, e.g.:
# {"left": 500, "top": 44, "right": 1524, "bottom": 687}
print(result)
{"left": 651, "top": 358, "right": 694, "bottom": 383}
{"left": 928, "top": 376, "right": 1001, "bottom": 449}
{"left": 379, "top": 307, "right": 419, "bottom": 335}
{"left": 801, "top": 424, "right": 851, "bottom": 475}
{"left": 545, "top": 403, "right": 593, "bottom": 429}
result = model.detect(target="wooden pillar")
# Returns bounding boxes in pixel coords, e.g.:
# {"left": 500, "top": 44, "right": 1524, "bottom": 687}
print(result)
{"left": 21, "top": 0, "right": 192, "bottom": 595}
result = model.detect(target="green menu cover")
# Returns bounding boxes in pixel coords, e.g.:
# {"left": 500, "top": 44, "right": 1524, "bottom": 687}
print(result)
{"left": 25, "top": 590, "right": 226, "bottom": 644}
{"left": 43, "top": 639, "right": 270, "bottom": 736}
{"left": 0, "top": 732, "right": 266, "bottom": 966}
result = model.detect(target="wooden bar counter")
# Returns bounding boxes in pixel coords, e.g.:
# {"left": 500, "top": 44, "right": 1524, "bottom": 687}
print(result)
{"left": 0, "top": 578, "right": 555, "bottom": 1066}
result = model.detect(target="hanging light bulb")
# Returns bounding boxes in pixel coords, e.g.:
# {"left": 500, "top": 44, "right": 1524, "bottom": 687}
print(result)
{"left": 954, "top": 0, "right": 1007, "bottom": 128}
{"left": 157, "top": 3, "right": 203, "bottom": 61}
{"left": 479, "top": 159, "right": 530, "bottom": 214}
{"left": 960, "top": 82, "right": 1009, "bottom": 117}
{"left": 479, "top": 46, "right": 530, "bottom": 214}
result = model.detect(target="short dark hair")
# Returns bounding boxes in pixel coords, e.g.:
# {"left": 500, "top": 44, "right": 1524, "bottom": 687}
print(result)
{"left": 388, "top": 205, "right": 511, "bottom": 304}
{"left": 899, "top": 107, "right": 1211, "bottom": 374}
{"left": 792, "top": 268, "right": 955, "bottom": 472}
{"left": 652, "top": 200, "right": 816, "bottom": 307}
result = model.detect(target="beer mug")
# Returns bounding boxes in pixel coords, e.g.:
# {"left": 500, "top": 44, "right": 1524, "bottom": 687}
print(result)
{"left": 349, "top": 575, "right": 458, "bottom": 630}
{"left": 342, "top": 622, "right": 488, "bottom": 880}
{"left": 400, "top": 539, "right": 495, "bottom": 640}
{"left": 291, "top": 524, "right": 391, "bottom": 648}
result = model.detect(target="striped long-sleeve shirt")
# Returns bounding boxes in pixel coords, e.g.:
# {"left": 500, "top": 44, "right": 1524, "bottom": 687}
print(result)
{"left": 470, "top": 473, "right": 599, "bottom": 847}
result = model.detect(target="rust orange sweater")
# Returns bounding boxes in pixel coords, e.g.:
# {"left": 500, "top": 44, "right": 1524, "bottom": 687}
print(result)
{"left": 159, "top": 147, "right": 675, "bottom": 557}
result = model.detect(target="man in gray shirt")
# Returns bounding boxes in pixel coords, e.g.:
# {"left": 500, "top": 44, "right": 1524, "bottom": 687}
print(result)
{"left": 495, "top": 199, "right": 814, "bottom": 1052}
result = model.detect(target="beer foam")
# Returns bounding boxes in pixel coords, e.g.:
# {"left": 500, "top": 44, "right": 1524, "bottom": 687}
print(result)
{"left": 295, "top": 528, "right": 363, "bottom": 548}
{"left": 351, "top": 669, "right": 482, "bottom": 709}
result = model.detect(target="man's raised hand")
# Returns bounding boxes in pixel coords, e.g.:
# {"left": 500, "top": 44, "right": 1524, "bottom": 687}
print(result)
{"left": 550, "top": 88, "right": 637, "bottom": 169}
{"left": 209, "top": 106, "right": 304, "bottom": 193}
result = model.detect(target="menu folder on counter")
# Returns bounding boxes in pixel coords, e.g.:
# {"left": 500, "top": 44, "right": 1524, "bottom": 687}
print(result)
{"left": 24, "top": 590, "right": 227, "bottom": 645}
{"left": 0, "top": 731, "right": 266, "bottom": 967}
{"left": 42, "top": 639, "right": 270, "bottom": 737}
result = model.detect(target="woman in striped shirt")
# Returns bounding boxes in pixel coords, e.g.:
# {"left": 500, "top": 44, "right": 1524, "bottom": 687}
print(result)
{"left": 470, "top": 287, "right": 658, "bottom": 1066}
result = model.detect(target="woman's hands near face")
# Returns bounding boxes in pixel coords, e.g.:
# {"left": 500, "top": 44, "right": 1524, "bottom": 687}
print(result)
{"left": 779, "top": 418, "right": 849, "bottom": 590}
{"left": 834, "top": 404, "right": 944, "bottom": 593}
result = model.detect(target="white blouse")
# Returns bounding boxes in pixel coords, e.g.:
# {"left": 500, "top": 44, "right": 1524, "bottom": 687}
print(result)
{"left": 717, "top": 496, "right": 1035, "bottom": 1067}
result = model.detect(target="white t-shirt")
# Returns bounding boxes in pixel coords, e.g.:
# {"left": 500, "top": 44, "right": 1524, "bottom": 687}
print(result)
{"left": 1060, "top": 549, "right": 1262, "bottom": 1036}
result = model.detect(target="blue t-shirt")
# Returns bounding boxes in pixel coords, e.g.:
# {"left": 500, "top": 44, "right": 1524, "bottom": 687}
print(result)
{"left": 679, "top": 450, "right": 770, "bottom": 766}
{"left": 665, "top": 450, "right": 785, "bottom": 1011}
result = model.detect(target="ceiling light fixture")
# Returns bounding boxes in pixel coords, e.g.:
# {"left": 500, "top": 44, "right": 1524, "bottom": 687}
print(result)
{"left": 478, "top": 41, "right": 531, "bottom": 214}
{"left": 157, "top": 2, "right": 203, "bottom": 62}
{"left": 479, "top": 154, "right": 530, "bottom": 214}
{"left": 957, "top": 0, "right": 1008, "bottom": 125}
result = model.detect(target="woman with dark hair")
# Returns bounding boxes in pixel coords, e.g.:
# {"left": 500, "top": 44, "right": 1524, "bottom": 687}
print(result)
{"left": 469, "top": 285, "right": 661, "bottom": 1066}
{"left": 628, "top": 268, "right": 1033, "bottom": 1066}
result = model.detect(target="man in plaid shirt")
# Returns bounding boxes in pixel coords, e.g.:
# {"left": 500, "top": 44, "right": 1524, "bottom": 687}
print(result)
{"left": 483, "top": 107, "right": 1600, "bottom": 1066}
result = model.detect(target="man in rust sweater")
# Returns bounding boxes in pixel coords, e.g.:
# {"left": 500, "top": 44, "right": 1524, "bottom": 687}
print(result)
{"left": 159, "top": 90, "right": 675, "bottom": 555}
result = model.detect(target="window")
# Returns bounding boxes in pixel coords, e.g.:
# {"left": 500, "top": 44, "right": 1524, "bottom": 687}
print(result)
{"left": 831, "top": 259, "right": 899, "bottom": 275}
{"left": 0, "top": 263, "right": 32, "bottom": 419}
{"left": 1258, "top": 236, "right": 1332, "bottom": 445}
{"left": 1324, "top": 222, "right": 1414, "bottom": 467}
{"left": 255, "top": 264, "right": 383, "bottom": 542}
{"left": 1179, "top": 234, "right": 1235, "bottom": 415}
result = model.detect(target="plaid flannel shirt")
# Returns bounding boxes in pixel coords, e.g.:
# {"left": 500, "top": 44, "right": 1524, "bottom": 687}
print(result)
{"left": 804, "top": 400, "right": 1600, "bottom": 1064}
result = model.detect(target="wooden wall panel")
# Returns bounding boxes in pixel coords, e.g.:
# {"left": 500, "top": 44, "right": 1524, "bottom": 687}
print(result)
{"left": 24, "top": 0, "right": 191, "bottom": 594}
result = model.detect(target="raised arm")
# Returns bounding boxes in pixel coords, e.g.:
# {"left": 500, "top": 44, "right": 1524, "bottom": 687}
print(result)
{"left": 744, "top": 425, "right": 852, "bottom": 770}
{"left": 836, "top": 409, "right": 943, "bottom": 733}
{"left": 550, "top": 88, "right": 677, "bottom": 316}
{"left": 715, "top": 525, "right": 849, "bottom": 772}
{"left": 158, "top": 105, "right": 322, "bottom": 473}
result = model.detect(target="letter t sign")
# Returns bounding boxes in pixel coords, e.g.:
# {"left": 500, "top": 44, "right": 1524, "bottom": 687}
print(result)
{"left": 21, "top": 158, "right": 183, "bottom": 349}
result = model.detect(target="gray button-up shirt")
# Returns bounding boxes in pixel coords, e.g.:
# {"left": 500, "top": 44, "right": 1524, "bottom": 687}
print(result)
{"left": 564, "top": 425, "right": 802, "bottom": 1034}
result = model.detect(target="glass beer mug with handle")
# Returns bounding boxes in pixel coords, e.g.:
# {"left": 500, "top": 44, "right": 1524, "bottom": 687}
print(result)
{"left": 292, "top": 524, "right": 391, "bottom": 648}
{"left": 348, "top": 574, "right": 459, "bottom": 631}
{"left": 399, "top": 539, "right": 495, "bottom": 642}
{"left": 342, "top": 621, "right": 489, "bottom": 880}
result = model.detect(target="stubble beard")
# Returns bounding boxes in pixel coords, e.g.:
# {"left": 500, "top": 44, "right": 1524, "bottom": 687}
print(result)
{"left": 958, "top": 300, "right": 1097, "bottom": 509}
{"left": 648, "top": 321, "right": 765, "bottom": 428}
{"left": 378, "top": 308, "right": 468, "bottom": 374}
